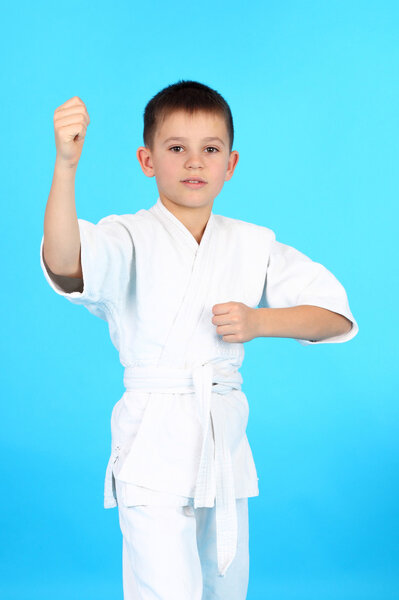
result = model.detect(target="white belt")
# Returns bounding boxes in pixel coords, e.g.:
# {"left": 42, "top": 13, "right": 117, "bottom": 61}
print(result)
{"left": 120, "top": 360, "right": 243, "bottom": 578}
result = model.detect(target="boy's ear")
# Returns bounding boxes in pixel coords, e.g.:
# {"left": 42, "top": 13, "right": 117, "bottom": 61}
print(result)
{"left": 136, "top": 147, "right": 155, "bottom": 178}
{"left": 225, "top": 150, "right": 239, "bottom": 181}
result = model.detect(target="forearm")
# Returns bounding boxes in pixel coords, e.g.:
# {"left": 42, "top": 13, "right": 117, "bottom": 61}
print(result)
{"left": 43, "top": 159, "right": 82, "bottom": 277}
{"left": 255, "top": 305, "right": 353, "bottom": 342}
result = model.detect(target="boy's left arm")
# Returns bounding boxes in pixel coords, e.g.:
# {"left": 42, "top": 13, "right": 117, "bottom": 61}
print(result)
{"left": 211, "top": 303, "right": 353, "bottom": 344}
{"left": 253, "top": 305, "right": 352, "bottom": 342}
{"left": 212, "top": 235, "right": 358, "bottom": 345}
{"left": 253, "top": 305, "right": 353, "bottom": 342}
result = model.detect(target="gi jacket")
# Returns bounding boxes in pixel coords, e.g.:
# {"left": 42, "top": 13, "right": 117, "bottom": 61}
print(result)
{"left": 40, "top": 197, "right": 359, "bottom": 576}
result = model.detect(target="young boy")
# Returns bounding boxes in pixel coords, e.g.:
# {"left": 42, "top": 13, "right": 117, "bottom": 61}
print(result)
{"left": 40, "top": 80, "right": 358, "bottom": 600}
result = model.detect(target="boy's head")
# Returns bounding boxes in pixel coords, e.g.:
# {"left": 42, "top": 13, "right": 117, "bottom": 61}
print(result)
{"left": 136, "top": 80, "right": 239, "bottom": 214}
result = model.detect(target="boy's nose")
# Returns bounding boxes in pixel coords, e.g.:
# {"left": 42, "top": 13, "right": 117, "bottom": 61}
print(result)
{"left": 184, "top": 154, "right": 204, "bottom": 169}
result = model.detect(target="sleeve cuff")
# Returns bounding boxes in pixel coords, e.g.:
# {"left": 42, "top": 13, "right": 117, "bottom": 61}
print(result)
{"left": 294, "top": 301, "right": 359, "bottom": 346}
{"left": 40, "top": 234, "right": 87, "bottom": 298}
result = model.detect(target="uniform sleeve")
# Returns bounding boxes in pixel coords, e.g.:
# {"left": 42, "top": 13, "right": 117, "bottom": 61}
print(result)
{"left": 39, "top": 214, "right": 135, "bottom": 322}
{"left": 262, "top": 235, "right": 359, "bottom": 345}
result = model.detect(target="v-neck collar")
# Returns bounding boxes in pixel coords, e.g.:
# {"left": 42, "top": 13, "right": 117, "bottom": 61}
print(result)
{"left": 150, "top": 197, "right": 214, "bottom": 252}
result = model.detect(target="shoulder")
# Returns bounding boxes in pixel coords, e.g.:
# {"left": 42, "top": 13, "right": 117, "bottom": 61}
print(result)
{"left": 77, "top": 210, "right": 150, "bottom": 238}
{"left": 213, "top": 213, "right": 276, "bottom": 243}
{"left": 95, "top": 209, "right": 148, "bottom": 228}
{"left": 75, "top": 210, "right": 149, "bottom": 249}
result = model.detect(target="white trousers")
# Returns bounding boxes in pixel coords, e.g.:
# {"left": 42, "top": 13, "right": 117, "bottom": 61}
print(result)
{"left": 115, "top": 481, "right": 250, "bottom": 599}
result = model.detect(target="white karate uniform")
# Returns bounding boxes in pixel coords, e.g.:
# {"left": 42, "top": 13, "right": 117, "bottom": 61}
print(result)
{"left": 39, "top": 197, "right": 358, "bottom": 595}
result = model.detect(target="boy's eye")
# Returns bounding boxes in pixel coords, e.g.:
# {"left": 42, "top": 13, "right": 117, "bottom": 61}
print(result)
{"left": 169, "top": 146, "right": 220, "bottom": 153}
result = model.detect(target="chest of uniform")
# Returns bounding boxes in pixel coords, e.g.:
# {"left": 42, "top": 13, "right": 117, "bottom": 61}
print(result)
{"left": 132, "top": 223, "right": 268, "bottom": 316}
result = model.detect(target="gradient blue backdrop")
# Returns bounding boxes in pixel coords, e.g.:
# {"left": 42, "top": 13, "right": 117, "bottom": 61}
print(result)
{"left": 1, "top": 1, "right": 397, "bottom": 599}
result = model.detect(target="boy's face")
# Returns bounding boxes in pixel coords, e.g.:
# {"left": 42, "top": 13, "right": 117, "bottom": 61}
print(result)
{"left": 136, "top": 109, "right": 239, "bottom": 212}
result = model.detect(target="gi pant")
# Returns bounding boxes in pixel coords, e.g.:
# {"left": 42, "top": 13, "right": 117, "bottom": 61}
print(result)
{"left": 115, "top": 480, "right": 250, "bottom": 600}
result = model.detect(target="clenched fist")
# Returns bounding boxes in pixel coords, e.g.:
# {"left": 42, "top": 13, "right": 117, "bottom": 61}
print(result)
{"left": 212, "top": 302, "right": 259, "bottom": 343}
{"left": 53, "top": 96, "right": 90, "bottom": 168}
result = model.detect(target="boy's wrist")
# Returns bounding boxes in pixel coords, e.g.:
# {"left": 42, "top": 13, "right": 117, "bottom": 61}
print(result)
{"left": 254, "top": 307, "right": 286, "bottom": 339}
{"left": 54, "top": 156, "right": 79, "bottom": 174}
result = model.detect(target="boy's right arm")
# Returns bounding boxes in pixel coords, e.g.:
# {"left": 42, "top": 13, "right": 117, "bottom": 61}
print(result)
{"left": 43, "top": 96, "right": 90, "bottom": 278}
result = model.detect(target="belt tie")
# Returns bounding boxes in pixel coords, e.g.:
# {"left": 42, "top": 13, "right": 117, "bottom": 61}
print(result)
{"left": 121, "top": 361, "right": 243, "bottom": 577}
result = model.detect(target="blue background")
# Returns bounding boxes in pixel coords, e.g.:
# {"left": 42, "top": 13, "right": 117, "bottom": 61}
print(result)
{"left": 1, "top": 1, "right": 397, "bottom": 598}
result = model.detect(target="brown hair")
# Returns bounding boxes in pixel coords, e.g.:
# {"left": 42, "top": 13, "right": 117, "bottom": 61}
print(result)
{"left": 143, "top": 80, "right": 234, "bottom": 152}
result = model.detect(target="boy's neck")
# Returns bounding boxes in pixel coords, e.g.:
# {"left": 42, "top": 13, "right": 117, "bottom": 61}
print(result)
{"left": 159, "top": 196, "right": 214, "bottom": 245}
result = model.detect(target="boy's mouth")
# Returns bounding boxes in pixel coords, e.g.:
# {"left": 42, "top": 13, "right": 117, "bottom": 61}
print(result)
{"left": 181, "top": 178, "right": 207, "bottom": 188}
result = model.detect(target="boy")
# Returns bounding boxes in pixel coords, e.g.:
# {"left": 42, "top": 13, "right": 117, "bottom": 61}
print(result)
{"left": 40, "top": 80, "right": 358, "bottom": 599}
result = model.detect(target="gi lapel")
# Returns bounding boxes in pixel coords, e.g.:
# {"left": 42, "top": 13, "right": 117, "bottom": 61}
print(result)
{"left": 151, "top": 197, "right": 218, "bottom": 367}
